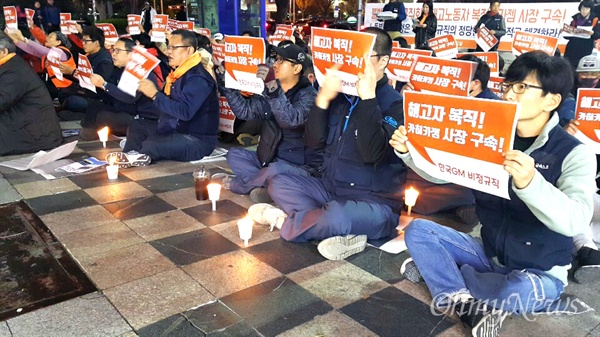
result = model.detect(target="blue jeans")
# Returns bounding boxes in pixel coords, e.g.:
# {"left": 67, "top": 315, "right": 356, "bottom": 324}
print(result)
{"left": 405, "top": 219, "right": 565, "bottom": 313}
{"left": 226, "top": 147, "right": 311, "bottom": 195}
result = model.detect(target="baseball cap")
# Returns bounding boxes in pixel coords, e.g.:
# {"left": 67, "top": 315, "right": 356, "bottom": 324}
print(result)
{"left": 213, "top": 33, "right": 224, "bottom": 41}
{"left": 273, "top": 43, "right": 309, "bottom": 69}
{"left": 577, "top": 54, "right": 600, "bottom": 73}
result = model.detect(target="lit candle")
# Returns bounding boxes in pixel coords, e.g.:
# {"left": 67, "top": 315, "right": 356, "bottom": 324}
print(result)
{"left": 97, "top": 126, "right": 109, "bottom": 148}
{"left": 106, "top": 157, "right": 119, "bottom": 180}
{"left": 405, "top": 186, "right": 420, "bottom": 216}
{"left": 207, "top": 183, "right": 221, "bottom": 211}
{"left": 237, "top": 215, "right": 253, "bottom": 247}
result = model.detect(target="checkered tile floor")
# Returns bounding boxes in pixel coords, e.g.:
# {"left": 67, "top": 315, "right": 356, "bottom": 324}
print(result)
{"left": 1, "top": 140, "right": 599, "bottom": 337}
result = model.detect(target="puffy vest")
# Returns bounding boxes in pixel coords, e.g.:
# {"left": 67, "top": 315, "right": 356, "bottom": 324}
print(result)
{"left": 42, "top": 46, "right": 75, "bottom": 88}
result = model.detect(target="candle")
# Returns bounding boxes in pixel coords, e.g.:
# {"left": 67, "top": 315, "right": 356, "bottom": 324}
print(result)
{"left": 106, "top": 157, "right": 118, "bottom": 180}
{"left": 207, "top": 183, "right": 221, "bottom": 211}
{"left": 405, "top": 186, "right": 420, "bottom": 216}
{"left": 97, "top": 126, "right": 109, "bottom": 148}
{"left": 237, "top": 215, "right": 253, "bottom": 247}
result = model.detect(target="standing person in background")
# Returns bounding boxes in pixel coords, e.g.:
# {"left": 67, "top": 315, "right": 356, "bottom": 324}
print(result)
{"left": 378, "top": 0, "right": 406, "bottom": 40}
{"left": 43, "top": 0, "right": 60, "bottom": 33}
{"left": 413, "top": 1, "right": 437, "bottom": 49}
{"left": 33, "top": 2, "right": 44, "bottom": 29}
{"left": 141, "top": 2, "right": 156, "bottom": 34}
{"left": 563, "top": 0, "right": 600, "bottom": 72}
{"left": 473, "top": 1, "right": 506, "bottom": 52}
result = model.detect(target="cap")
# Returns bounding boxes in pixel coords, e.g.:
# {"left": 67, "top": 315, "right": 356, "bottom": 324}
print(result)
{"left": 577, "top": 54, "right": 600, "bottom": 72}
{"left": 213, "top": 33, "right": 224, "bottom": 41}
{"left": 273, "top": 43, "right": 309, "bottom": 68}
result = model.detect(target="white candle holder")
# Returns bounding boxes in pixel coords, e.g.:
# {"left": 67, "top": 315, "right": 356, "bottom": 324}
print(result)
{"left": 237, "top": 216, "right": 253, "bottom": 247}
{"left": 207, "top": 183, "right": 221, "bottom": 211}
{"left": 106, "top": 164, "right": 119, "bottom": 179}
{"left": 405, "top": 186, "right": 420, "bottom": 216}
{"left": 97, "top": 126, "right": 109, "bottom": 148}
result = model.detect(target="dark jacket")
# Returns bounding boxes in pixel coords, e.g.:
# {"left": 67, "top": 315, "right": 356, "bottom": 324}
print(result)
{"left": 64, "top": 48, "right": 114, "bottom": 101}
{"left": 103, "top": 68, "right": 161, "bottom": 120}
{"left": 382, "top": 1, "right": 407, "bottom": 33}
{"left": 221, "top": 76, "right": 319, "bottom": 167}
{"left": 476, "top": 87, "right": 501, "bottom": 100}
{"left": 473, "top": 11, "right": 506, "bottom": 50}
{"left": 43, "top": 4, "right": 60, "bottom": 29}
{"left": 153, "top": 62, "right": 219, "bottom": 144}
{"left": 413, "top": 14, "right": 437, "bottom": 49}
{"left": 564, "top": 14, "right": 600, "bottom": 71}
{"left": 305, "top": 75, "right": 407, "bottom": 212}
{"left": 0, "top": 55, "right": 61, "bottom": 156}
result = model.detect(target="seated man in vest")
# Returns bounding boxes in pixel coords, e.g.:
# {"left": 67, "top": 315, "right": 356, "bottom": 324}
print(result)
{"left": 391, "top": 51, "right": 596, "bottom": 337}
{"left": 110, "top": 30, "right": 218, "bottom": 165}
{"left": 251, "top": 27, "right": 407, "bottom": 258}
{"left": 0, "top": 33, "right": 61, "bottom": 156}
{"left": 218, "top": 42, "right": 318, "bottom": 204}
{"left": 78, "top": 38, "right": 161, "bottom": 140}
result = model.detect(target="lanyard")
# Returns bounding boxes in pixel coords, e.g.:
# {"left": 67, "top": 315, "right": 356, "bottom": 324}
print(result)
{"left": 343, "top": 95, "right": 359, "bottom": 133}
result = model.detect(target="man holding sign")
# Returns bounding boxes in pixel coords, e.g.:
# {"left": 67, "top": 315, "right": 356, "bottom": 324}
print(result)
{"left": 264, "top": 28, "right": 407, "bottom": 260}
{"left": 392, "top": 51, "right": 595, "bottom": 336}
{"left": 473, "top": 1, "right": 506, "bottom": 52}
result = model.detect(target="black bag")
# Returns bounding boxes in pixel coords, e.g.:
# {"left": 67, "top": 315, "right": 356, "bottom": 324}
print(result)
{"left": 256, "top": 118, "right": 282, "bottom": 167}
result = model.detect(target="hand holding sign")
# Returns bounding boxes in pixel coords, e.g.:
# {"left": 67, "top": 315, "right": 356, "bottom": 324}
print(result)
{"left": 563, "top": 120, "right": 580, "bottom": 136}
{"left": 503, "top": 150, "right": 536, "bottom": 189}
{"left": 90, "top": 74, "right": 105, "bottom": 88}
{"left": 59, "top": 63, "right": 75, "bottom": 75}
{"left": 138, "top": 79, "right": 159, "bottom": 99}
{"left": 389, "top": 125, "right": 409, "bottom": 154}
{"left": 356, "top": 54, "right": 376, "bottom": 100}
{"left": 315, "top": 63, "right": 342, "bottom": 109}
{"left": 256, "top": 64, "right": 277, "bottom": 94}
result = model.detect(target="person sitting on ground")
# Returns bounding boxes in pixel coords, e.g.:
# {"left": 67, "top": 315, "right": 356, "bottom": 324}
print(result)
{"left": 0, "top": 33, "right": 61, "bottom": 156}
{"left": 108, "top": 30, "right": 219, "bottom": 166}
{"left": 218, "top": 42, "right": 318, "bottom": 204}
{"left": 391, "top": 50, "right": 596, "bottom": 337}
{"left": 77, "top": 38, "right": 161, "bottom": 140}
{"left": 250, "top": 27, "right": 407, "bottom": 259}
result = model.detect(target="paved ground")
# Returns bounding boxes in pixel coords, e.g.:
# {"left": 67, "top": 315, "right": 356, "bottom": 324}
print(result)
{"left": 0, "top": 138, "right": 599, "bottom": 337}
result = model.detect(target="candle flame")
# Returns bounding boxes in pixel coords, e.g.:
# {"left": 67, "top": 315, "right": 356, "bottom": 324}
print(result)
{"left": 97, "top": 126, "right": 109, "bottom": 141}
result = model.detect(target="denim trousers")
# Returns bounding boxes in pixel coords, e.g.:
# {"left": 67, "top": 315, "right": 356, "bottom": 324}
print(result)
{"left": 405, "top": 219, "right": 565, "bottom": 314}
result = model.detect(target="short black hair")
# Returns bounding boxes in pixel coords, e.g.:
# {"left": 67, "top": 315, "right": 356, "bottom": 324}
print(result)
{"left": 195, "top": 33, "right": 211, "bottom": 52}
{"left": 490, "top": 1, "right": 501, "bottom": 7}
{"left": 241, "top": 30, "right": 255, "bottom": 37}
{"left": 83, "top": 26, "right": 105, "bottom": 47}
{"left": 423, "top": 1, "right": 434, "bottom": 12}
{"left": 458, "top": 54, "right": 490, "bottom": 88}
{"left": 363, "top": 26, "right": 392, "bottom": 57}
{"left": 393, "top": 36, "right": 409, "bottom": 48}
{"left": 504, "top": 50, "right": 574, "bottom": 105}
{"left": 171, "top": 29, "right": 198, "bottom": 51}
{"left": 118, "top": 37, "right": 136, "bottom": 52}
{"left": 579, "top": 0, "right": 594, "bottom": 11}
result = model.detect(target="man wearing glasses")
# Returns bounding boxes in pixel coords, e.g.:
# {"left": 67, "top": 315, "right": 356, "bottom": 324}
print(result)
{"left": 391, "top": 51, "right": 596, "bottom": 337}
{"left": 218, "top": 41, "right": 318, "bottom": 206}
{"left": 115, "top": 29, "right": 219, "bottom": 164}
{"left": 76, "top": 38, "right": 161, "bottom": 140}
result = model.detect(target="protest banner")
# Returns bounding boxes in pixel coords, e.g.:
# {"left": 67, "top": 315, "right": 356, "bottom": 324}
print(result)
{"left": 167, "top": 19, "right": 178, "bottom": 32}
{"left": 223, "top": 35, "right": 266, "bottom": 94}
{"left": 118, "top": 46, "right": 160, "bottom": 97}
{"left": 511, "top": 30, "right": 559, "bottom": 56}
{"left": 475, "top": 25, "right": 498, "bottom": 52}
{"left": 404, "top": 91, "right": 519, "bottom": 199}
{"left": 151, "top": 14, "right": 168, "bottom": 42}
{"left": 96, "top": 23, "right": 119, "bottom": 45}
{"left": 46, "top": 47, "right": 64, "bottom": 81}
{"left": 561, "top": 23, "right": 593, "bottom": 39}
{"left": 409, "top": 56, "right": 477, "bottom": 96}
{"left": 25, "top": 8, "right": 35, "bottom": 28}
{"left": 195, "top": 28, "right": 211, "bottom": 37}
{"left": 311, "top": 27, "right": 376, "bottom": 96}
{"left": 127, "top": 14, "right": 142, "bottom": 35}
{"left": 574, "top": 88, "right": 600, "bottom": 153}
{"left": 60, "top": 13, "right": 71, "bottom": 35}
{"left": 270, "top": 25, "right": 293, "bottom": 46}
{"left": 76, "top": 54, "right": 96, "bottom": 93}
{"left": 386, "top": 47, "right": 432, "bottom": 83}
{"left": 3, "top": 6, "right": 17, "bottom": 32}
{"left": 218, "top": 96, "right": 236, "bottom": 134}
{"left": 66, "top": 20, "right": 78, "bottom": 34}
{"left": 364, "top": 2, "right": 578, "bottom": 52}
{"left": 211, "top": 43, "right": 225, "bottom": 65}
{"left": 428, "top": 34, "right": 458, "bottom": 59}
{"left": 175, "top": 21, "right": 194, "bottom": 31}
{"left": 456, "top": 51, "right": 500, "bottom": 76}
{"left": 487, "top": 76, "right": 504, "bottom": 97}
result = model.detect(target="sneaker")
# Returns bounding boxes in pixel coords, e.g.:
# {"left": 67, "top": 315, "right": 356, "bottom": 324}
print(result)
{"left": 317, "top": 235, "right": 368, "bottom": 260}
{"left": 248, "top": 203, "right": 286, "bottom": 231}
{"left": 454, "top": 299, "right": 508, "bottom": 337}
{"left": 78, "top": 127, "right": 99, "bottom": 141}
{"left": 574, "top": 246, "right": 600, "bottom": 283}
{"left": 250, "top": 188, "right": 273, "bottom": 203}
{"left": 236, "top": 133, "right": 260, "bottom": 146}
{"left": 400, "top": 257, "right": 424, "bottom": 283}
{"left": 455, "top": 205, "right": 480, "bottom": 227}
{"left": 105, "top": 151, "right": 151, "bottom": 168}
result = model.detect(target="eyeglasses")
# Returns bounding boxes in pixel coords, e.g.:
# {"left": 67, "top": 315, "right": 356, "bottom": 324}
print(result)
{"left": 111, "top": 48, "right": 129, "bottom": 54}
{"left": 274, "top": 56, "right": 298, "bottom": 65}
{"left": 82, "top": 39, "right": 94, "bottom": 44}
{"left": 500, "top": 82, "right": 544, "bottom": 94}
{"left": 166, "top": 45, "right": 192, "bottom": 51}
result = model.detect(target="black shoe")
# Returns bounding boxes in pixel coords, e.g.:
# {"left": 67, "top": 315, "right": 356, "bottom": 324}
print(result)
{"left": 574, "top": 246, "right": 600, "bottom": 283}
{"left": 454, "top": 299, "right": 508, "bottom": 337}
{"left": 455, "top": 205, "right": 480, "bottom": 227}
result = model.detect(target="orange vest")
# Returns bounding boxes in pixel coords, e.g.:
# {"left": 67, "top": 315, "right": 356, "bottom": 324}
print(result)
{"left": 42, "top": 46, "right": 75, "bottom": 88}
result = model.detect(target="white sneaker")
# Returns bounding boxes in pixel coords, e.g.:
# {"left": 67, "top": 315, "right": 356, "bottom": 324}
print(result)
{"left": 248, "top": 203, "right": 286, "bottom": 231}
{"left": 317, "top": 235, "right": 368, "bottom": 260}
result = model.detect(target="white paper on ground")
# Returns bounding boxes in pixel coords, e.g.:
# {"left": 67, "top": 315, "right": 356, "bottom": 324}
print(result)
{"left": 0, "top": 141, "right": 78, "bottom": 170}
{"left": 367, "top": 216, "right": 413, "bottom": 254}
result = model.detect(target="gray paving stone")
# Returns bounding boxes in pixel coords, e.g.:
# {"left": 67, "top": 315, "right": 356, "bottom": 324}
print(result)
{"left": 0, "top": 322, "right": 11, "bottom": 337}
{"left": 0, "top": 175, "right": 21, "bottom": 205}
{"left": 6, "top": 293, "right": 130, "bottom": 337}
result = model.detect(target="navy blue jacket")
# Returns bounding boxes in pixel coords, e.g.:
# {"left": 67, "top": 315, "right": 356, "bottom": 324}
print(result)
{"left": 43, "top": 4, "right": 60, "bottom": 28}
{"left": 475, "top": 126, "right": 580, "bottom": 271}
{"left": 153, "top": 62, "right": 219, "bottom": 144}
{"left": 476, "top": 87, "right": 501, "bottom": 100}
{"left": 305, "top": 75, "right": 407, "bottom": 212}
{"left": 382, "top": 1, "right": 407, "bottom": 32}
{"left": 103, "top": 68, "right": 161, "bottom": 120}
